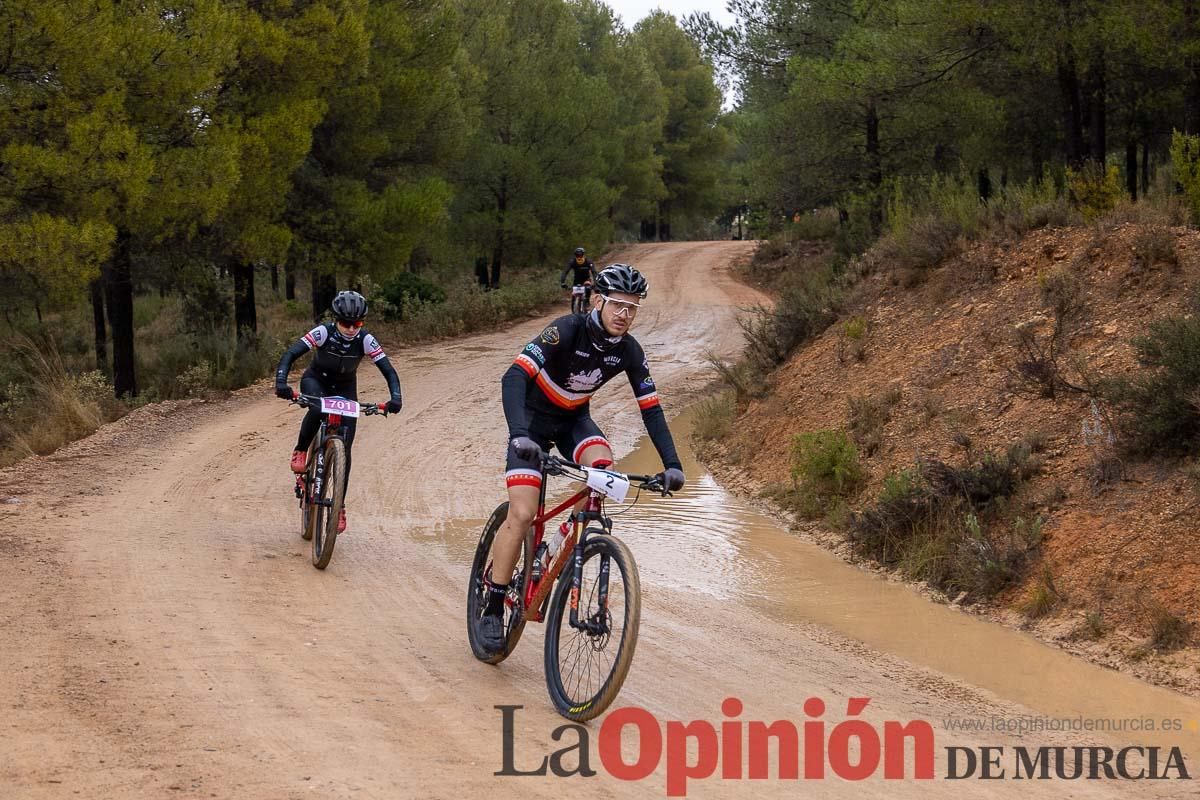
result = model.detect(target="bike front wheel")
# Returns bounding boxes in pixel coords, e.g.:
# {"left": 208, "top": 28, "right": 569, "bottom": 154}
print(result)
{"left": 543, "top": 532, "right": 641, "bottom": 722}
{"left": 300, "top": 442, "right": 318, "bottom": 541}
{"left": 312, "top": 437, "right": 345, "bottom": 570}
{"left": 467, "top": 502, "right": 532, "bottom": 665}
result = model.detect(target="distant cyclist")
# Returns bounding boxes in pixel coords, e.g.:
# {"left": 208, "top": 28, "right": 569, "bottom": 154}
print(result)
{"left": 274, "top": 290, "right": 403, "bottom": 533}
{"left": 476, "top": 263, "right": 685, "bottom": 654}
{"left": 561, "top": 246, "right": 595, "bottom": 292}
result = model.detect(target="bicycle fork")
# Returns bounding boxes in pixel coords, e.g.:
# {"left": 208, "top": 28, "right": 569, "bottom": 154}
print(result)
{"left": 568, "top": 532, "right": 612, "bottom": 636}
{"left": 300, "top": 426, "right": 332, "bottom": 508}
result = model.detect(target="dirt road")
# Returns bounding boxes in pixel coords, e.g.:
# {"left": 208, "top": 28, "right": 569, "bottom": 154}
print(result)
{"left": 1, "top": 243, "right": 1190, "bottom": 798}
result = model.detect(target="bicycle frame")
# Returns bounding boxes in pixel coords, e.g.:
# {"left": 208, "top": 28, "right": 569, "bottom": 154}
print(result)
{"left": 303, "top": 415, "right": 342, "bottom": 511}
{"left": 520, "top": 479, "right": 605, "bottom": 624}
{"left": 294, "top": 395, "right": 381, "bottom": 510}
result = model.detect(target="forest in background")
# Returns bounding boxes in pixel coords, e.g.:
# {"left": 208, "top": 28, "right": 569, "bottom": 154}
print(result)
{"left": 11, "top": 0, "right": 1200, "bottom": 468}
{"left": 0, "top": 0, "right": 729, "bottom": 403}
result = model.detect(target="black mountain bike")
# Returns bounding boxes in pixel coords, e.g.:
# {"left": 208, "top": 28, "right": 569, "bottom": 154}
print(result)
{"left": 568, "top": 282, "right": 592, "bottom": 315}
{"left": 289, "top": 394, "right": 388, "bottom": 569}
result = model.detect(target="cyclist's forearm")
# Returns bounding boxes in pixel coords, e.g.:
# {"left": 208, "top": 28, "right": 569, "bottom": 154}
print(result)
{"left": 275, "top": 340, "right": 309, "bottom": 385}
{"left": 641, "top": 404, "right": 682, "bottom": 471}
{"left": 375, "top": 356, "right": 402, "bottom": 400}
{"left": 501, "top": 365, "right": 531, "bottom": 437}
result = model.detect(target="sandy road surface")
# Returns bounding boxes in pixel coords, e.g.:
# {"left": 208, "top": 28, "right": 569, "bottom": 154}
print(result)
{"left": 1, "top": 242, "right": 1189, "bottom": 799}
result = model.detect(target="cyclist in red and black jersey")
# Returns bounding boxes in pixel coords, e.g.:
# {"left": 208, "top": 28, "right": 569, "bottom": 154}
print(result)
{"left": 477, "top": 264, "right": 685, "bottom": 653}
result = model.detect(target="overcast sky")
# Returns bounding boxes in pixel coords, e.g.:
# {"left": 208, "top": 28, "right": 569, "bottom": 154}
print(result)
{"left": 603, "top": 0, "right": 736, "bottom": 29}
{"left": 605, "top": 1, "right": 739, "bottom": 107}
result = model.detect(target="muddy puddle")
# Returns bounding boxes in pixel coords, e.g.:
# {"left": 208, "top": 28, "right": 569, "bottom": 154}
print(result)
{"left": 437, "top": 405, "right": 1200, "bottom": 758}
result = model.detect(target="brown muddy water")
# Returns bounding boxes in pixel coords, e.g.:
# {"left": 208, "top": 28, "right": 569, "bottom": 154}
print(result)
{"left": 443, "top": 405, "right": 1200, "bottom": 762}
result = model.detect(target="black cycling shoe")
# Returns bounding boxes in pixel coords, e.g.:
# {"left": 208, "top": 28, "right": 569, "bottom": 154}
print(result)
{"left": 478, "top": 612, "right": 506, "bottom": 654}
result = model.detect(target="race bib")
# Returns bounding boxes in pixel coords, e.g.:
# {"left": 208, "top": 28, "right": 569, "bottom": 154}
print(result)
{"left": 320, "top": 397, "right": 360, "bottom": 418}
{"left": 585, "top": 467, "right": 630, "bottom": 504}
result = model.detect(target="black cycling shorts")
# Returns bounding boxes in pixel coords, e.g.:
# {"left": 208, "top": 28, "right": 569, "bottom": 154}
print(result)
{"left": 504, "top": 413, "right": 612, "bottom": 489}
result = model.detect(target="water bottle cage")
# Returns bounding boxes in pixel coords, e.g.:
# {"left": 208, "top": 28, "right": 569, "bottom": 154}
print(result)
{"left": 531, "top": 541, "right": 549, "bottom": 583}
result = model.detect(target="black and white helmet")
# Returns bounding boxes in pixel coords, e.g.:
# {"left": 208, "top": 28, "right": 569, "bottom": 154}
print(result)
{"left": 331, "top": 290, "right": 368, "bottom": 322}
{"left": 593, "top": 263, "right": 648, "bottom": 298}
{"left": 574, "top": 247, "right": 586, "bottom": 257}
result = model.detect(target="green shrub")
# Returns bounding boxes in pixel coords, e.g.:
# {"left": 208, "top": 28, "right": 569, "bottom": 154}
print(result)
{"left": 843, "top": 315, "right": 867, "bottom": 341}
{"left": 381, "top": 271, "right": 448, "bottom": 320}
{"left": 1132, "top": 226, "right": 1179, "bottom": 271}
{"left": 1101, "top": 315, "right": 1200, "bottom": 454}
{"left": 791, "top": 430, "right": 864, "bottom": 502}
{"left": 740, "top": 265, "right": 842, "bottom": 374}
{"left": 1170, "top": 129, "right": 1200, "bottom": 225}
{"left": 872, "top": 214, "right": 962, "bottom": 275}
{"left": 1067, "top": 163, "right": 1122, "bottom": 221}
{"left": 788, "top": 208, "right": 839, "bottom": 241}
{"left": 833, "top": 191, "right": 876, "bottom": 260}
{"left": 838, "top": 316, "right": 869, "bottom": 363}
{"left": 395, "top": 273, "right": 557, "bottom": 341}
{"left": 851, "top": 445, "right": 1039, "bottom": 598}
{"left": 1082, "top": 610, "right": 1106, "bottom": 640}
{"left": 992, "top": 177, "right": 1077, "bottom": 235}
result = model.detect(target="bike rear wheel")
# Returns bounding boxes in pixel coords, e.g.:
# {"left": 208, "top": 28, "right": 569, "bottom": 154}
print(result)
{"left": 311, "top": 437, "right": 345, "bottom": 570}
{"left": 543, "top": 532, "right": 641, "bottom": 722}
{"left": 467, "top": 502, "right": 532, "bottom": 664}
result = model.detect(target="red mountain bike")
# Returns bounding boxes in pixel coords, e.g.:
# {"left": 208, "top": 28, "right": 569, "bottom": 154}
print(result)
{"left": 467, "top": 453, "right": 670, "bottom": 721}
{"left": 288, "top": 394, "right": 389, "bottom": 569}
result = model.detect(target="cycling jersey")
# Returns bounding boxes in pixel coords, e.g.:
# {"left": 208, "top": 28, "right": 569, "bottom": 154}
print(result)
{"left": 501, "top": 311, "right": 681, "bottom": 472}
{"left": 276, "top": 322, "right": 402, "bottom": 401}
{"left": 560, "top": 258, "right": 596, "bottom": 286}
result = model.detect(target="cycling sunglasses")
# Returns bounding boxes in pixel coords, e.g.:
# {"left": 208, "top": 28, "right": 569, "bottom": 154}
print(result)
{"left": 602, "top": 297, "right": 641, "bottom": 318}
{"left": 336, "top": 319, "right": 365, "bottom": 329}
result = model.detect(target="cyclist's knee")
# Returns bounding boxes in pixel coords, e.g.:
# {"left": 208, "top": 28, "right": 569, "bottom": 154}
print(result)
{"left": 576, "top": 443, "right": 613, "bottom": 470}
{"left": 507, "top": 500, "right": 537, "bottom": 528}
{"left": 505, "top": 487, "right": 539, "bottom": 528}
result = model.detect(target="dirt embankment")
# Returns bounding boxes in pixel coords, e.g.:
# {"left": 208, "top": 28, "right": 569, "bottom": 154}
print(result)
{"left": 703, "top": 222, "right": 1200, "bottom": 694}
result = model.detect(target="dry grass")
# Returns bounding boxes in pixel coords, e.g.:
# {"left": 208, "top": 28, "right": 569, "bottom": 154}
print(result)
{"left": 0, "top": 337, "right": 125, "bottom": 466}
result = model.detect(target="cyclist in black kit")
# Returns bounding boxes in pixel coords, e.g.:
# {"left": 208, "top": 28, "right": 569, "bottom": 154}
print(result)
{"left": 560, "top": 247, "right": 596, "bottom": 288}
{"left": 476, "top": 263, "right": 686, "bottom": 653}
{"left": 560, "top": 247, "right": 596, "bottom": 312}
{"left": 274, "top": 290, "right": 403, "bottom": 533}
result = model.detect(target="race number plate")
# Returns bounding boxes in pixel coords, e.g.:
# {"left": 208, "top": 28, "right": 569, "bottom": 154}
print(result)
{"left": 572, "top": 284, "right": 586, "bottom": 296}
{"left": 320, "top": 397, "right": 360, "bottom": 417}
{"left": 585, "top": 468, "right": 630, "bottom": 504}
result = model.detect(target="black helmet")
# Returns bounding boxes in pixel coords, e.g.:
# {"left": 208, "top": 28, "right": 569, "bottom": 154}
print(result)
{"left": 574, "top": 247, "right": 586, "bottom": 257}
{"left": 593, "top": 263, "right": 648, "bottom": 298}
{"left": 331, "top": 290, "right": 368, "bottom": 322}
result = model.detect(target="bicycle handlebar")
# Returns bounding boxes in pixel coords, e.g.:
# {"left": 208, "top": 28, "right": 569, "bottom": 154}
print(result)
{"left": 289, "top": 393, "right": 390, "bottom": 417}
{"left": 541, "top": 453, "right": 669, "bottom": 495}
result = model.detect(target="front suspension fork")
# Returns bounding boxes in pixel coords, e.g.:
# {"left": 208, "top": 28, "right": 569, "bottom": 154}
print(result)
{"left": 567, "top": 535, "right": 611, "bottom": 635}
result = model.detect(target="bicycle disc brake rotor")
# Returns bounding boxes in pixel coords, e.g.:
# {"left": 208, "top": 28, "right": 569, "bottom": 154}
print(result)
{"left": 586, "top": 608, "right": 613, "bottom": 650}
